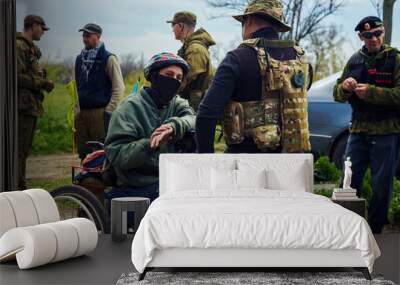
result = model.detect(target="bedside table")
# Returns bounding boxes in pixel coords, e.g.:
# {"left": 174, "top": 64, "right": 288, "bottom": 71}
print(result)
{"left": 332, "top": 197, "right": 366, "bottom": 218}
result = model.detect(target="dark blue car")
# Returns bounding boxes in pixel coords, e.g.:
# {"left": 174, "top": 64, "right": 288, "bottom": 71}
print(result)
{"left": 308, "top": 72, "right": 351, "bottom": 169}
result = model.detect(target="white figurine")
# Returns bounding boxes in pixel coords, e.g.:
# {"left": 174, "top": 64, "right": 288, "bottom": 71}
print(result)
{"left": 343, "top": 157, "right": 354, "bottom": 190}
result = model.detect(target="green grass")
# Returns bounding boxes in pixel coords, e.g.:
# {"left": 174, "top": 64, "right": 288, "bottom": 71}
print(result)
{"left": 26, "top": 177, "right": 71, "bottom": 192}
{"left": 31, "top": 70, "right": 147, "bottom": 155}
{"left": 124, "top": 70, "right": 148, "bottom": 96}
{"left": 31, "top": 83, "right": 73, "bottom": 155}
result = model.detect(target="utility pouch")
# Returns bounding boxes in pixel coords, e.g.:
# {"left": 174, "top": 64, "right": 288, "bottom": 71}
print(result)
{"left": 222, "top": 101, "right": 244, "bottom": 145}
{"left": 253, "top": 124, "right": 281, "bottom": 151}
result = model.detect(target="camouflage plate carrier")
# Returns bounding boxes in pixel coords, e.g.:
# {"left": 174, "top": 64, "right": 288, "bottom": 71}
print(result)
{"left": 223, "top": 38, "right": 311, "bottom": 153}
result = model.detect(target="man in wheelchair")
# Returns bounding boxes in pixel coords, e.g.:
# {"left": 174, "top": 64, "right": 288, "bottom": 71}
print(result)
{"left": 103, "top": 52, "right": 196, "bottom": 203}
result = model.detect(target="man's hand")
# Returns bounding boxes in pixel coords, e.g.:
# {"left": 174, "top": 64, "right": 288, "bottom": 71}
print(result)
{"left": 354, "top": 83, "right": 369, "bottom": 99}
{"left": 42, "top": 80, "right": 55, "bottom": 93}
{"left": 150, "top": 124, "right": 174, "bottom": 149}
{"left": 341, "top": 77, "right": 358, "bottom": 92}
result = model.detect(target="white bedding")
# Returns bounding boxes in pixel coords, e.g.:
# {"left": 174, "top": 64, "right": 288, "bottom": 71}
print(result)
{"left": 131, "top": 190, "right": 380, "bottom": 273}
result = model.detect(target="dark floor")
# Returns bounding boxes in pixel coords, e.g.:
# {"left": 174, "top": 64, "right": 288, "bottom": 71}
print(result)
{"left": 374, "top": 232, "right": 400, "bottom": 284}
{"left": 0, "top": 235, "right": 134, "bottom": 285}
{"left": 0, "top": 233, "right": 399, "bottom": 285}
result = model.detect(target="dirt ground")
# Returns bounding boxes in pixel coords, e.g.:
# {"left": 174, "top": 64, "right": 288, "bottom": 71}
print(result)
{"left": 27, "top": 153, "right": 80, "bottom": 180}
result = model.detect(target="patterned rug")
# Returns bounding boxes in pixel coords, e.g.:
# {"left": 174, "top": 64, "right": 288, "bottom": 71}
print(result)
{"left": 116, "top": 271, "right": 396, "bottom": 285}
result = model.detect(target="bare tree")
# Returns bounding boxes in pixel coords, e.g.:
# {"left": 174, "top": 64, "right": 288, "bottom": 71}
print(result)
{"left": 119, "top": 53, "right": 144, "bottom": 79}
{"left": 209, "top": 36, "right": 241, "bottom": 65}
{"left": 282, "top": 0, "right": 344, "bottom": 42}
{"left": 306, "top": 25, "right": 345, "bottom": 80}
{"left": 207, "top": 0, "right": 250, "bottom": 13}
{"left": 207, "top": 0, "right": 347, "bottom": 79}
{"left": 370, "top": 0, "right": 383, "bottom": 18}
{"left": 207, "top": 0, "right": 344, "bottom": 43}
{"left": 383, "top": 0, "right": 397, "bottom": 44}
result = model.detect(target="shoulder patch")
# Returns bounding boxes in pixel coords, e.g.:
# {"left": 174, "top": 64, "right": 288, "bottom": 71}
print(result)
{"left": 239, "top": 38, "right": 259, "bottom": 48}
{"left": 293, "top": 45, "right": 305, "bottom": 56}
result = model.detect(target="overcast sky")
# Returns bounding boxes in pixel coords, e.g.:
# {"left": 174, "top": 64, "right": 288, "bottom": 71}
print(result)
{"left": 16, "top": 0, "right": 400, "bottom": 65}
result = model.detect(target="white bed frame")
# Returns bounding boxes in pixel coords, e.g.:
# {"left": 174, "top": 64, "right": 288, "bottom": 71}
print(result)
{"left": 140, "top": 154, "right": 371, "bottom": 280}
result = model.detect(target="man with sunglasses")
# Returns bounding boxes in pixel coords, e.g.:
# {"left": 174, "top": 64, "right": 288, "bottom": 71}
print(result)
{"left": 16, "top": 15, "right": 54, "bottom": 190}
{"left": 333, "top": 16, "right": 400, "bottom": 234}
{"left": 167, "top": 11, "right": 215, "bottom": 111}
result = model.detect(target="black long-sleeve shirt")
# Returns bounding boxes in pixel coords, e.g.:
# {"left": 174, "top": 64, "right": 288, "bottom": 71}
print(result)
{"left": 195, "top": 27, "right": 296, "bottom": 153}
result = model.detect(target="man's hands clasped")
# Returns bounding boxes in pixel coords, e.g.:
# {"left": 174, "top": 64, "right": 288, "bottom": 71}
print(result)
{"left": 341, "top": 77, "right": 369, "bottom": 99}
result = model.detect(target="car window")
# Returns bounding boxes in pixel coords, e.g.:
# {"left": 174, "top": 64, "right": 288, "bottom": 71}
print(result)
{"left": 308, "top": 72, "right": 341, "bottom": 102}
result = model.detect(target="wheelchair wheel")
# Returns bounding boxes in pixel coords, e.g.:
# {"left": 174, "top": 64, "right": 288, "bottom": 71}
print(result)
{"left": 51, "top": 185, "right": 106, "bottom": 233}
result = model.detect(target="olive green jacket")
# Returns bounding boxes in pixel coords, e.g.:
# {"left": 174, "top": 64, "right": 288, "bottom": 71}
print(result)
{"left": 104, "top": 88, "right": 196, "bottom": 187}
{"left": 178, "top": 28, "right": 215, "bottom": 102}
{"left": 333, "top": 45, "right": 400, "bottom": 134}
{"left": 16, "top": 32, "right": 47, "bottom": 117}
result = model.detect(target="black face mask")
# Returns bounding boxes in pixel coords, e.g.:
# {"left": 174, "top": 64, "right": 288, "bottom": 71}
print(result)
{"left": 150, "top": 74, "right": 181, "bottom": 107}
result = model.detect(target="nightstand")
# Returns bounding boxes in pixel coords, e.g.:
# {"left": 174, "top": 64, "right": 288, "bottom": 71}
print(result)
{"left": 332, "top": 197, "right": 366, "bottom": 219}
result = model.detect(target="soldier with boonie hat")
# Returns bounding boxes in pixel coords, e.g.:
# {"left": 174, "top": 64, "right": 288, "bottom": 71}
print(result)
{"left": 196, "top": 0, "right": 312, "bottom": 154}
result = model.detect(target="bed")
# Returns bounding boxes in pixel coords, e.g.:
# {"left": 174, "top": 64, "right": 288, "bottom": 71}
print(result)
{"left": 131, "top": 154, "right": 380, "bottom": 280}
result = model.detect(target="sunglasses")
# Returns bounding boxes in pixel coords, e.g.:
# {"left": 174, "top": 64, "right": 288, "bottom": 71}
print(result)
{"left": 361, "top": 30, "right": 383, "bottom": 39}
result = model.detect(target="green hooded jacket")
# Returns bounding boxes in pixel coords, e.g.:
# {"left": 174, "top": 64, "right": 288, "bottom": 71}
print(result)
{"left": 104, "top": 88, "right": 196, "bottom": 188}
{"left": 333, "top": 44, "right": 400, "bottom": 134}
{"left": 178, "top": 28, "right": 216, "bottom": 109}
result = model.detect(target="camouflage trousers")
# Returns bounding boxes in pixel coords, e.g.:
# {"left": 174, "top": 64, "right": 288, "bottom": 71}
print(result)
{"left": 18, "top": 114, "right": 37, "bottom": 190}
{"left": 74, "top": 108, "right": 107, "bottom": 160}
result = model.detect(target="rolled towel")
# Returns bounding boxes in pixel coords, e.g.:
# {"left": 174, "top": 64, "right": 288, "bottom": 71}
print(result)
{"left": 0, "top": 191, "right": 39, "bottom": 228}
{"left": 0, "top": 218, "right": 98, "bottom": 269}
{"left": 0, "top": 196, "right": 17, "bottom": 237}
{"left": 0, "top": 225, "right": 57, "bottom": 269}
{"left": 24, "top": 189, "right": 60, "bottom": 224}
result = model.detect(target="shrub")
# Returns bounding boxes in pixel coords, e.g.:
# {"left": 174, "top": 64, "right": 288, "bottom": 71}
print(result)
{"left": 314, "top": 156, "right": 400, "bottom": 225}
{"left": 314, "top": 156, "right": 341, "bottom": 184}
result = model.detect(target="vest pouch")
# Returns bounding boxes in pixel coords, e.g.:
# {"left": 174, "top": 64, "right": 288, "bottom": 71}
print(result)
{"left": 253, "top": 124, "right": 281, "bottom": 151}
{"left": 223, "top": 101, "right": 244, "bottom": 145}
{"left": 281, "top": 61, "right": 310, "bottom": 153}
{"left": 282, "top": 62, "right": 308, "bottom": 94}
{"left": 265, "top": 60, "right": 283, "bottom": 91}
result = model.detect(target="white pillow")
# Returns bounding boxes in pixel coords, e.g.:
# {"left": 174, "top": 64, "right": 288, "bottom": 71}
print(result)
{"left": 167, "top": 163, "right": 209, "bottom": 191}
{"left": 211, "top": 168, "right": 236, "bottom": 190}
{"left": 167, "top": 160, "right": 236, "bottom": 192}
{"left": 265, "top": 163, "right": 307, "bottom": 191}
{"left": 237, "top": 159, "right": 308, "bottom": 192}
{"left": 236, "top": 169, "right": 267, "bottom": 189}
{"left": 211, "top": 169, "right": 267, "bottom": 190}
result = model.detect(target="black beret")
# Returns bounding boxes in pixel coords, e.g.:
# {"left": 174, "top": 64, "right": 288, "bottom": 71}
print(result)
{"left": 355, "top": 16, "right": 383, "bottom": 32}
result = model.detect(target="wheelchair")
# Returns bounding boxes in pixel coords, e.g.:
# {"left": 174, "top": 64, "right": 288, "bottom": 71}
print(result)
{"left": 51, "top": 130, "right": 196, "bottom": 233}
